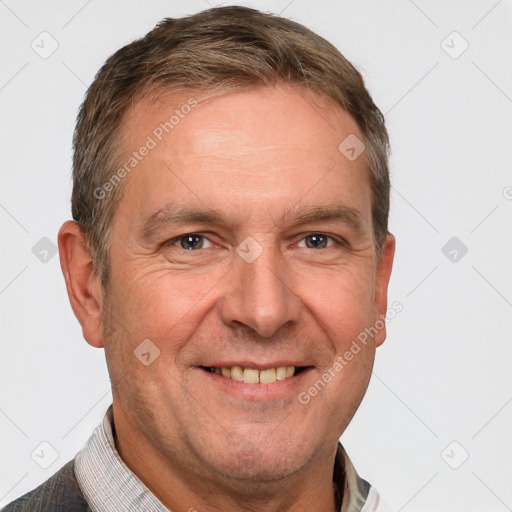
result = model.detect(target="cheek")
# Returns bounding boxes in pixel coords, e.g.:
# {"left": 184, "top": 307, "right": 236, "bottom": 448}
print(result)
{"left": 296, "top": 265, "right": 376, "bottom": 348}
{"left": 113, "top": 269, "right": 221, "bottom": 349}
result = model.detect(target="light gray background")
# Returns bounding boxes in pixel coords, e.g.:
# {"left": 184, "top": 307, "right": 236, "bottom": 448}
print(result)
{"left": 1, "top": 1, "right": 511, "bottom": 510}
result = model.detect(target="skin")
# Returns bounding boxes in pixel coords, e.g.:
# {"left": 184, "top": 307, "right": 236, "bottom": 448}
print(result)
{"left": 59, "top": 84, "right": 395, "bottom": 512}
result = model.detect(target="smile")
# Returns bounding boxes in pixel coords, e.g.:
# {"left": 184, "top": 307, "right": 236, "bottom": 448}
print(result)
{"left": 200, "top": 365, "right": 308, "bottom": 384}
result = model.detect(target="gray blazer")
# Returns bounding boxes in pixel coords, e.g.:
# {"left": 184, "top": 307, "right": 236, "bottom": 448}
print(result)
{"left": 2, "top": 459, "right": 91, "bottom": 512}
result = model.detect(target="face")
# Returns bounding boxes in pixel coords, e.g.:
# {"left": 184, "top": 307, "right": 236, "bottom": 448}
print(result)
{"left": 99, "top": 85, "right": 394, "bottom": 485}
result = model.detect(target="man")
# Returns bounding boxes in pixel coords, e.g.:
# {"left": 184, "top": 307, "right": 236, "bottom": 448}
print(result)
{"left": 4, "top": 5, "right": 394, "bottom": 511}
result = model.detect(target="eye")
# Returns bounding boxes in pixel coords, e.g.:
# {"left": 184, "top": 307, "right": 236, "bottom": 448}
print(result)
{"left": 298, "top": 233, "right": 336, "bottom": 249}
{"left": 170, "top": 234, "right": 214, "bottom": 251}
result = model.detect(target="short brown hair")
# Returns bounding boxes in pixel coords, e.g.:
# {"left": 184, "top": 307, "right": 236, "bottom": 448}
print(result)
{"left": 71, "top": 5, "right": 390, "bottom": 287}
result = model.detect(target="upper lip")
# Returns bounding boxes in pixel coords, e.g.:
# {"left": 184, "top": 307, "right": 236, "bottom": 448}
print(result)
{"left": 198, "top": 361, "right": 311, "bottom": 369}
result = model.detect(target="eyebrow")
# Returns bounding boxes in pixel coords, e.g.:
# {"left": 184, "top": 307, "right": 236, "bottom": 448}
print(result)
{"left": 141, "top": 205, "right": 230, "bottom": 241}
{"left": 141, "top": 202, "right": 363, "bottom": 241}
{"left": 278, "top": 204, "right": 362, "bottom": 231}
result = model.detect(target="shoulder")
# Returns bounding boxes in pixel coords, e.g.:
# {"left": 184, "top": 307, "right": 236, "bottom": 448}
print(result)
{"left": 2, "top": 459, "right": 91, "bottom": 512}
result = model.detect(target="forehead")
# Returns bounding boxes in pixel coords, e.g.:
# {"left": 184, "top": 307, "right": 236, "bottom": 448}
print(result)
{"left": 123, "top": 84, "right": 361, "bottom": 154}
{"left": 114, "top": 84, "right": 371, "bottom": 231}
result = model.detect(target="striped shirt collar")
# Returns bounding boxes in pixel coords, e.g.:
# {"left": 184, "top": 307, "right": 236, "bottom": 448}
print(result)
{"left": 75, "top": 405, "right": 373, "bottom": 512}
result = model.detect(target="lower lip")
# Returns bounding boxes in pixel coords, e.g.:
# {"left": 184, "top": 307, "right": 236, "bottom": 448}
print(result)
{"left": 197, "top": 367, "right": 314, "bottom": 401}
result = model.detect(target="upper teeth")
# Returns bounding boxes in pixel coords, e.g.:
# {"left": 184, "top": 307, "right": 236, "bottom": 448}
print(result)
{"left": 211, "top": 366, "right": 295, "bottom": 384}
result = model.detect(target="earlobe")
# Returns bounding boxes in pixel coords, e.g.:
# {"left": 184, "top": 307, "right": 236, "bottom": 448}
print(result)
{"left": 373, "top": 233, "right": 396, "bottom": 347}
{"left": 58, "top": 221, "right": 105, "bottom": 348}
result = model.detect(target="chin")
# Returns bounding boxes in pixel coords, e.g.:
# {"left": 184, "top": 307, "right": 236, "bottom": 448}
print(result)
{"left": 203, "top": 435, "right": 311, "bottom": 485}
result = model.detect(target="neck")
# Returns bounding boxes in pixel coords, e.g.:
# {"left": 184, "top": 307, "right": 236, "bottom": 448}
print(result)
{"left": 112, "top": 405, "right": 340, "bottom": 512}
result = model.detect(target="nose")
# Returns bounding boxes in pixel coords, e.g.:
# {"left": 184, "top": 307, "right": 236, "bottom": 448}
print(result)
{"left": 220, "top": 245, "right": 302, "bottom": 338}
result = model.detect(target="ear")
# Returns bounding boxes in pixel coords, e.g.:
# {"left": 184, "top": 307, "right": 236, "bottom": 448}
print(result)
{"left": 58, "top": 221, "right": 105, "bottom": 348}
{"left": 373, "top": 233, "right": 396, "bottom": 347}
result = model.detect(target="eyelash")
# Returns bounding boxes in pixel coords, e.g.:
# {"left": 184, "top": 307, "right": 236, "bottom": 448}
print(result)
{"left": 166, "top": 233, "right": 346, "bottom": 251}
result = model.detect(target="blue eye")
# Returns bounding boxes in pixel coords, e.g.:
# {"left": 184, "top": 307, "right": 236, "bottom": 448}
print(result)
{"left": 299, "top": 233, "right": 335, "bottom": 249}
{"left": 166, "top": 232, "right": 342, "bottom": 252}
{"left": 173, "top": 234, "right": 213, "bottom": 250}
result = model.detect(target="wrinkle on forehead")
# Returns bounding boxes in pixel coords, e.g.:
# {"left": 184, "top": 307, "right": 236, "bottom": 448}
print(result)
{"left": 120, "top": 83, "right": 362, "bottom": 158}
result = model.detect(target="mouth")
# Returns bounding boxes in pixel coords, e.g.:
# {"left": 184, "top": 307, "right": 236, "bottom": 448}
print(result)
{"left": 199, "top": 365, "right": 310, "bottom": 384}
